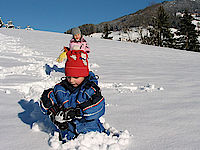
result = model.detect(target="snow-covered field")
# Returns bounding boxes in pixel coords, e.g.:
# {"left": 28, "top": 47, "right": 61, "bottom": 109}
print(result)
{"left": 0, "top": 28, "right": 200, "bottom": 150}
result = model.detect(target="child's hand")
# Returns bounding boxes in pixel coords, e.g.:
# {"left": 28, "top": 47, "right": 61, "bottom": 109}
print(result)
{"left": 41, "top": 88, "right": 59, "bottom": 115}
{"left": 48, "top": 105, "right": 60, "bottom": 116}
{"left": 54, "top": 110, "right": 66, "bottom": 122}
{"left": 64, "top": 108, "right": 76, "bottom": 121}
{"left": 74, "top": 107, "right": 82, "bottom": 119}
{"left": 63, "top": 107, "right": 83, "bottom": 121}
{"left": 64, "top": 46, "right": 69, "bottom": 52}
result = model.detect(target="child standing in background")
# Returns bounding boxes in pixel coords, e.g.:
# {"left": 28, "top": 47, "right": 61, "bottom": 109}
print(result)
{"left": 56, "top": 28, "right": 90, "bottom": 63}
{"left": 69, "top": 28, "right": 90, "bottom": 53}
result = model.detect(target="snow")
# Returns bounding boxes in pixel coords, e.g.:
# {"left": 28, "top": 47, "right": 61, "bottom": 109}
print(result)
{"left": 0, "top": 28, "right": 200, "bottom": 150}
{"left": 90, "top": 29, "right": 144, "bottom": 42}
{"left": 91, "top": 15, "right": 200, "bottom": 43}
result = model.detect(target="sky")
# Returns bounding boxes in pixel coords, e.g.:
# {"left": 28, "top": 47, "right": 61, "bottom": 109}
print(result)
{"left": 0, "top": 0, "right": 165, "bottom": 33}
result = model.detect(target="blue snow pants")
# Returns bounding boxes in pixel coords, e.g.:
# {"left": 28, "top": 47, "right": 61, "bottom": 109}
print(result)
{"left": 59, "top": 119, "right": 107, "bottom": 142}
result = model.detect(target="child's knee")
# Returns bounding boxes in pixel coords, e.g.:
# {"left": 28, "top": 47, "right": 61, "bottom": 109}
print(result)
{"left": 76, "top": 119, "right": 105, "bottom": 134}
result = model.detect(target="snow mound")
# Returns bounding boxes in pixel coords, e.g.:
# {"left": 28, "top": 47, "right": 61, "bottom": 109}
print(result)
{"left": 48, "top": 127, "right": 130, "bottom": 150}
{"left": 31, "top": 115, "right": 130, "bottom": 150}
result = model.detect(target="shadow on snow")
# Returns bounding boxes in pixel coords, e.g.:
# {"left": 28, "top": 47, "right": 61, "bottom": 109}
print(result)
{"left": 45, "top": 64, "right": 65, "bottom": 75}
{"left": 18, "top": 99, "right": 57, "bottom": 134}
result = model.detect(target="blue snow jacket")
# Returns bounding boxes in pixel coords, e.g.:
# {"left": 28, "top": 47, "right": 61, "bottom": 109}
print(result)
{"left": 41, "top": 72, "right": 107, "bottom": 141}
{"left": 54, "top": 72, "right": 105, "bottom": 121}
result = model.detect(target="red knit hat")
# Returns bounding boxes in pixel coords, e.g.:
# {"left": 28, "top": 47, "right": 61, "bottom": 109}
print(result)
{"left": 65, "top": 50, "right": 89, "bottom": 77}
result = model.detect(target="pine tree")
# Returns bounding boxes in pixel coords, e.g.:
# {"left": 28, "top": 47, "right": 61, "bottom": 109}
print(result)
{"left": 79, "top": 24, "right": 96, "bottom": 36}
{"left": 102, "top": 24, "right": 113, "bottom": 39}
{"left": 0, "top": 17, "right": 4, "bottom": 28}
{"left": 145, "top": 6, "right": 174, "bottom": 47}
{"left": 176, "top": 11, "right": 200, "bottom": 52}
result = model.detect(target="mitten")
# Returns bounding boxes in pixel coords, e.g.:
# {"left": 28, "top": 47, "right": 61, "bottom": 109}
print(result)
{"left": 64, "top": 107, "right": 83, "bottom": 121}
{"left": 40, "top": 88, "right": 58, "bottom": 114}
{"left": 64, "top": 46, "right": 70, "bottom": 52}
{"left": 50, "top": 112, "right": 68, "bottom": 130}
{"left": 48, "top": 104, "right": 60, "bottom": 116}
{"left": 63, "top": 108, "right": 76, "bottom": 121}
{"left": 57, "top": 122, "right": 69, "bottom": 130}
{"left": 74, "top": 107, "right": 82, "bottom": 119}
{"left": 54, "top": 111, "right": 66, "bottom": 122}
{"left": 56, "top": 51, "right": 67, "bottom": 63}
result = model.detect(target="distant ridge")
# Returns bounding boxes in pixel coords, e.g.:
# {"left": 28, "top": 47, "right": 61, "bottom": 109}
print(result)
{"left": 67, "top": 0, "right": 200, "bottom": 34}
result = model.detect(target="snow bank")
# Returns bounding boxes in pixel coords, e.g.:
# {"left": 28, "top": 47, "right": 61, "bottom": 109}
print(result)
{"left": 47, "top": 126, "right": 130, "bottom": 150}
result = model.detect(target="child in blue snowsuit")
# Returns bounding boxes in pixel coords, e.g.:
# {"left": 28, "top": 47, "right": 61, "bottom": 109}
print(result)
{"left": 40, "top": 50, "right": 108, "bottom": 142}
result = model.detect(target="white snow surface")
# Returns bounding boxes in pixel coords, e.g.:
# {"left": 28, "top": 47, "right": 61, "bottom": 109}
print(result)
{"left": 0, "top": 28, "right": 200, "bottom": 150}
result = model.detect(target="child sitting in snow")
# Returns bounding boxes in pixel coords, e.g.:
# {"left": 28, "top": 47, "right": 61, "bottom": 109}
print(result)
{"left": 56, "top": 28, "right": 90, "bottom": 63}
{"left": 41, "top": 50, "right": 108, "bottom": 142}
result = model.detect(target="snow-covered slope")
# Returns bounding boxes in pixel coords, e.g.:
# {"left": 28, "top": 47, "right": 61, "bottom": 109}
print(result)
{"left": 0, "top": 28, "right": 200, "bottom": 150}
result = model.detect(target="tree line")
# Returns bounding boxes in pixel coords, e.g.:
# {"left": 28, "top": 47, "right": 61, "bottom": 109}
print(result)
{"left": 141, "top": 6, "right": 200, "bottom": 52}
{"left": 66, "top": 6, "right": 200, "bottom": 52}
{"left": 104, "top": 6, "right": 200, "bottom": 52}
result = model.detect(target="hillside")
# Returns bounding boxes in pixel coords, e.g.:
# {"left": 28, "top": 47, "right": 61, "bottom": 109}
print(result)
{"left": 100, "top": 0, "right": 200, "bottom": 29}
{"left": 1, "top": 29, "right": 200, "bottom": 150}
{"left": 67, "top": 0, "right": 200, "bottom": 33}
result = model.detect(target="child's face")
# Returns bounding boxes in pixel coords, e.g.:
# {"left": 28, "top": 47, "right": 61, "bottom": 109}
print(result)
{"left": 74, "top": 34, "right": 81, "bottom": 41}
{"left": 67, "top": 76, "right": 85, "bottom": 87}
